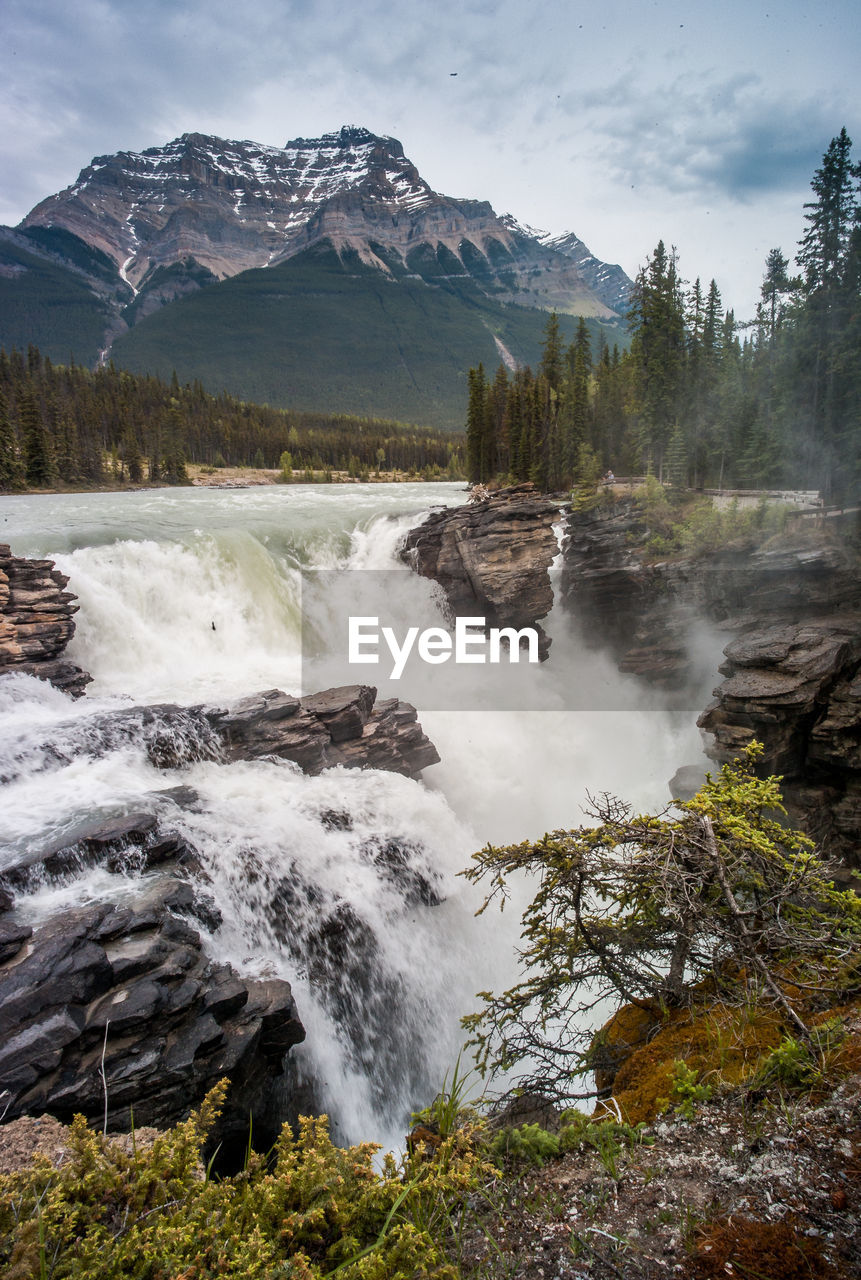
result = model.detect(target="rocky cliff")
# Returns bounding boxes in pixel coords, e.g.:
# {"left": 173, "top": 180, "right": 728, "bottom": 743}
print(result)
{"left": 0, "top": 544, "right": 91, "bottom": 696}
{"left": 561, "top": 498, "right": 861, "bottom": 863}
{"left": 401, "top": 484, "right": 561, "bottom": 659}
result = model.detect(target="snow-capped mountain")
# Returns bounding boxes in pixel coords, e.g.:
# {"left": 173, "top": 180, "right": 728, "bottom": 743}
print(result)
{"left": 2, "top": 127, "right": 634, "bottom": 427}
{"left": 20, "top": 126, "right": 630, "bottom": 317}
{"left": 535, "top": 229, "right": 632, "bottom": 319}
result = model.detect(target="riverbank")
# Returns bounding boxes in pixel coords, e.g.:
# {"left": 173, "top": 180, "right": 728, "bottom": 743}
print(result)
{"left": 0, "top": 465, "right": 465, "bottom": 497}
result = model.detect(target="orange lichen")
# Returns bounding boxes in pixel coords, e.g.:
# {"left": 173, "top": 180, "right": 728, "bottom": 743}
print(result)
{"left": 605, "top": 1000, "right": 784, "bottom": 1125}
{"left": 590, "top": 1001, "right": 661, "bottom": 1095}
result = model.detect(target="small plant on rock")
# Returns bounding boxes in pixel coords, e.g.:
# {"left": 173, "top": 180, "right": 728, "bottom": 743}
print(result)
{"left": 461, "top": 744, "right": 861, "bottom": 1108}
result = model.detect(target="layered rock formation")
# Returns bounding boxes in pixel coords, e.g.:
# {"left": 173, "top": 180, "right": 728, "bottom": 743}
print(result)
{"left": 215, "top": 685, "right": 440, "bottom": 777}
{"left": 0, "top": 875, "right": 305, "bottom": 1146}
{"left": 0, "top": 684, "right": 440, "bottom": 783}
{"left": 561, "top": 500, "right": 860, "bottom": 683}
{"left": 19, "top": 127, "right": 627, "bottom": 319}
{"left": 698, "top": 620, "right": 861, "bottom": 865}
{"left": 560, "top": 499, "right": 861, "bottom": 862}
{"left": 0, "top": 544, "right": 91, "bottom": 695}
{"left": 402, "top": 484, "right": 561, "bottom": 660}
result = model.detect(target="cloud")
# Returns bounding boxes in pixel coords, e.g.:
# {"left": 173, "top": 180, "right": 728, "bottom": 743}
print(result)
{"left": 566, "top": 71, "right": 849, "bottom": 203}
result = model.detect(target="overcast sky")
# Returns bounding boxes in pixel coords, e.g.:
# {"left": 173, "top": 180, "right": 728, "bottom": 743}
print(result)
{"left": 2, "top": 0, "right": 859, "bottom": 320}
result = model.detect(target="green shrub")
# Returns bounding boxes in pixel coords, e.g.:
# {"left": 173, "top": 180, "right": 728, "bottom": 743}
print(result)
{"left": 0, "top": 1081, "right": 495, "bottom": 1279}
{"left": 662, "top": 1060, "right": 713, "bottom": 1119}
{"left": 488, "top": 1123, "right": 559, "bottom": 1167}
{"left": 755, "top": 1018, "right": 845, "bottom": 1092}
{"left": 557, "top": 1113, "right": 649, "bottom": 1180}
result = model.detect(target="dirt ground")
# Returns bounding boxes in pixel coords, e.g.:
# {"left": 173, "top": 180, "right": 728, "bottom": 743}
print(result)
{"left": 461, "top": 1071, "right": 861, "bottom": 1279}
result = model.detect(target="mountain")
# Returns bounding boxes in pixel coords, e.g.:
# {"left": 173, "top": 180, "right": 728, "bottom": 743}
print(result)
{"left": 2, "top": 127, "right": 633, "bottom": 427}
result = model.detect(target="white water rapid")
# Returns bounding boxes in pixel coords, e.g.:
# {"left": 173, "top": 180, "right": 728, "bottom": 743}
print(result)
{"left": 0, "top": 482, "right": 712, "bottom": 1149}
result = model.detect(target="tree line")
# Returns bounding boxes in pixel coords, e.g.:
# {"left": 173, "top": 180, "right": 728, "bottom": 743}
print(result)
{"left": 466, "top": 128, "right": 861, "bottom": 502}
{"left": 0, "top": 350, "right": 466, "bottom": 490}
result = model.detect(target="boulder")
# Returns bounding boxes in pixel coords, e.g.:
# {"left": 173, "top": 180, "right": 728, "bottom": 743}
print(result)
{"left": 210, "top": 684, "right": 439, "bottom": 778}
{"left": 697, "top": 617, "right": 861, "bottom": 862}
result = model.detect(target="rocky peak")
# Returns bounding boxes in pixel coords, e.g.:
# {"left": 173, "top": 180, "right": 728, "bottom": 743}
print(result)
{"left": 20, "top": 126, "right": 437, "bottom": 289}
{"left": 18, "top": 128, "right": 631, "bottom": 318}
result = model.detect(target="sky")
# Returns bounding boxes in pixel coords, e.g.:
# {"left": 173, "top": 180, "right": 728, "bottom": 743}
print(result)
{"left": 2, "top": 0, "right": 859, "bottom": 321}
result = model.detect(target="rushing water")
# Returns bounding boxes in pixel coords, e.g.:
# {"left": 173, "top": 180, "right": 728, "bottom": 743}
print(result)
{"left": 0, "top": 482, "right": 712, "bottom": 1147}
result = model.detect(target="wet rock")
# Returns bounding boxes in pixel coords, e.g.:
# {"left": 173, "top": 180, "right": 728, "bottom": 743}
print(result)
{"left": 698, "top": 617, "right": 861, "bottom": 863}
{"left": 402, "top": 484, "right": 560, "bottom": 660}
{"left": 0, "top": 544, "right": 91, "bottom": 696}
{"left": 3, "top": 684, "right": 439, "bottom": 788}
{"left": 319, "top": 808, "right": 352, "bottom": 831}
{"left": 0, "top": 885, "right": 304, "bottom": 1133}
{"left": 0, "top": 920, "right": 32, "bottom": 964}
{"left": 0, "top": 812, "right": 191, "bottom": 896}
{"left": 561, "top": 501, "right": 861, "bottom": 686}
{"left": 560, "top": 501, "right": 861, "bottom": 860}
{"left": 210, "top": 684, "right": 439, "bottom": 778}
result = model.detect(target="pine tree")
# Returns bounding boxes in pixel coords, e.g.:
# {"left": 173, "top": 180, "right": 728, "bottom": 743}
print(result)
{"left": 0, "top": 389, "right": 22, "bottom": 490}
{"left": 19, "top": 392, "right": 54, "bottom": 488}
{"left": 465, "top": 364, "right": 488, "bottom": 483}
{"left": 627, "top": 241, "right": 686, "bottom": 477}
{"left": 760, "top": 248, "right": 792, "bottom": 343}
{"left": 560, "top": 319, "right": 592, "bottom": 481}
{"left": 539, "top": 312, "right": 564, "bottom": 392}
{"left": 795, "top": 128, "right": 860, "bottom": 493}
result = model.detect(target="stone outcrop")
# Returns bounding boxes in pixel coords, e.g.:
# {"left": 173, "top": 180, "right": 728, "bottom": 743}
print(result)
{"left": 698, "top": 618, "right": 861, "bottom": 865}
{"left": 561, "top": 501, "right": 861, "bottom": 683}
{"left": 560, "top": 498, "right": 861, "bottom": 861}
{"left": 0, "top": 877, "right": 304, "bottom": 1143}
{"left": 560, "top": 499, "right": 696, "bottom": 685}
{"left": 402, "top": 484, "right": 561, "bottom": 659}
{"left": 0, "top": 543, "right": 91, "bottom": 695}
{"left": 0, "top": 684, "right": 440, "bottom": 784}
{"left": 214, "top": 685, "right": 440, "bottom": 777}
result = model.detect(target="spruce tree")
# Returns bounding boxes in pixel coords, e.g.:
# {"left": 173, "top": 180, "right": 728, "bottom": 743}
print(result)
{"left": 20, "top": 392, "right": 54, "bottom": 488}
{"left": 465, "top": 364, "right": 488, "bottom": 483}
{"left": 0, "top": 389, "right": 22, "bottom": 490}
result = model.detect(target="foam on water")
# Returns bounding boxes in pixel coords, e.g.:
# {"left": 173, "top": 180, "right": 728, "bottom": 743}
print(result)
{"left": 0, "top": 482, "right": 712, "bottom": 1146}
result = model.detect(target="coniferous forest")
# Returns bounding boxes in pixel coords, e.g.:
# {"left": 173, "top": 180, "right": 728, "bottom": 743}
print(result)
{"left": 466, "top": 129, "right": 861, "bottom": 503}
{"left": 0, "top": 350, "right": 465, "bottom": 490}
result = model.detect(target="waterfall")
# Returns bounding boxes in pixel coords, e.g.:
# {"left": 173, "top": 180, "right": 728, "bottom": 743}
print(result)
{"left": 0, "top": 483, "right": 711, "bottom": 1148}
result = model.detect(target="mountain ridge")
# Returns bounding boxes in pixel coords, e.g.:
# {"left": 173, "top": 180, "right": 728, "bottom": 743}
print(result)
{"left": 19, "top": 126, "right": 630, "bottom": 318}
{"left": 1, "top": 126, "right": 633, "bottom": 427}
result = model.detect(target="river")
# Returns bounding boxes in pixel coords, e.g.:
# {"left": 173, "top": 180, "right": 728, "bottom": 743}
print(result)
{"left": 0, "top": 481, "right": 711, "bottom": 1148}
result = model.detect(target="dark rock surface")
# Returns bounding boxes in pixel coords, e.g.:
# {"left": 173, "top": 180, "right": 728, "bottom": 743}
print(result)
{"left": 402, "top": 484, "right": 560, "bottom": 659}
{"left": 0, "top": 879, "right": 304, "bottom": 1137}
{"left": 560, "top": 498, "right": 861, "bottom": 861}
{"left": 0, "top": 543, "right": 91, "bottom": 695}
{"left": 561, "top": 500, "right": 861, "bottom": 685}
{"left": 698, "top": 618, "right": 861, "bottom": 863}
{"left": 210, "top": 683, "right": 440, "bottom": 777}
{"left": 1, "top": 684, "right": 440, "bottom": 784}
{"left": 0, "top": 812, "right": 192, "bottom": 898}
